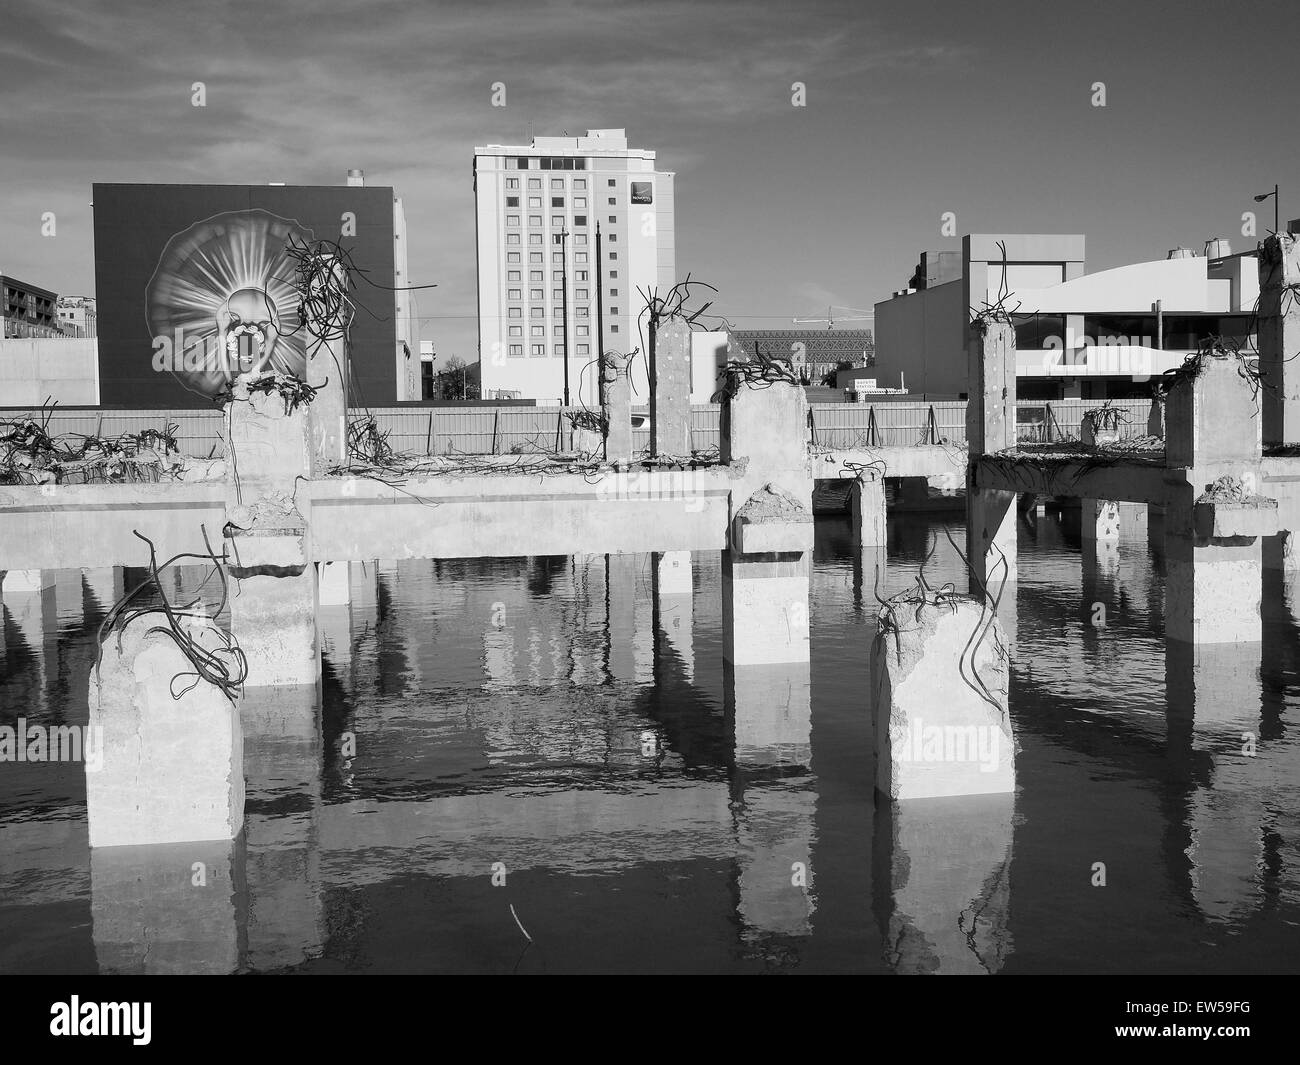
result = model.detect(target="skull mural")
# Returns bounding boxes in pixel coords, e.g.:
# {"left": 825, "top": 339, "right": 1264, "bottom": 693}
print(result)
{"left": 145, "top": 209, "right": 314, "bottom": 399}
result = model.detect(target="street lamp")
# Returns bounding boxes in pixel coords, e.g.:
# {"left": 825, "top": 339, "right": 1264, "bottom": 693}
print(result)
{"left": 1254, "top": 184, "right": 1280, "bottom": 236}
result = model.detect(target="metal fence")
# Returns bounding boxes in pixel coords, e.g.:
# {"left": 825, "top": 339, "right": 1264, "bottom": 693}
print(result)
{"left": 0, "top": 399, "right": 1157, "bottom": 460}
{"left": 1015, "top": 400, "right": 1153, "bottom": 443}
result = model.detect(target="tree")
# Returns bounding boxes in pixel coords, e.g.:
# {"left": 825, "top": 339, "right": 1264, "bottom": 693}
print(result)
{"left": 434, "top": 356, "right": 480, "bottom": 400}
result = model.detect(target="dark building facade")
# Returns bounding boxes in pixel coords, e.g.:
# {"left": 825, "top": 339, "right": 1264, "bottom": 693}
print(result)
{"left": 1, "top": 275, "right": 61, "bottom": 338}
{"left": 733, "top": 328, "right": 874, "bottom": 386}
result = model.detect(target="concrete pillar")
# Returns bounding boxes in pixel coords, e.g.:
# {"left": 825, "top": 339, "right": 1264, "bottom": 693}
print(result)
{"left": 87, "top": 612, "right": 245, "bottom": 847}
{"left": 240, "top": 685, "right": 325, "bottom": 969}
{"left": 1164, "top": 353, "right": 1266, "bottom": 644}
{"left": 1258, "top": 232, "right": 1300, "bottom": 448}
{"left": 224, "top": 385, "right": 319, "bottom": 687}
{"left": 850, "top": 475, "right": 887, "bottom": 549}
{"left": 304, "top": 255, "right": 350, "bottom": 474}
{"left": 872, "top": 597, "right": 1015, "bottom": 800}
{"left": 966, "top": 319, "right": 1018, "bottom": 590}
{"left": 600, "top": 351, "right": 634, "bottom": 463}
{"left": 318, "top": 560, "right": 350, "bottom": 606}
{"left": 722, "top": 553, "right": 810, "bottom": 666}
{"left": 650, "top": 316, "right": 692, "bottom": 458}
{"left": 230, "top": 570, "right": 320, "bottom": 688}
{"left": 91, "top": 839, "right": 244, "bottom": 974}
{"left": 878, "top": 794, "right": 1014, "bottom": 974}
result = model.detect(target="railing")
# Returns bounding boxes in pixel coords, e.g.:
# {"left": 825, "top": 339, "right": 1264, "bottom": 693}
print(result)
{"left": 0, "top": 399, "right": 1157, "bottom": 460}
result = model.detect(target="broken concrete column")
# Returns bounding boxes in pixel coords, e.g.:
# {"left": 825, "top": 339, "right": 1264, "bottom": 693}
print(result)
{"left": 966, "top": 319, "right": 1018, "bottom": 589}
{"left": 87, "top": 611, "right": 245, "bottom": 847}
{"left": 1164, "top": 353, "right": 1267, "bottom": 644}
{"left": 600, "top": 351, "right": 634, "bottom": 463}
{"left": 650, "top": 316, "right": 692, "bottom": 458}
{"left": 850, "top": 474, "right": 887, "bottom": 548}
{"left": 872, "top": 596, "right": 1015, "bottom": 800}
{"left": 1258, "top": 232, "right": 1300, "bottom": 447}
{"left": 303, "top": 255, "right": 350, "bottom": 474}
{"left": 224, "top": 382, "right": 320, "bottom": 687}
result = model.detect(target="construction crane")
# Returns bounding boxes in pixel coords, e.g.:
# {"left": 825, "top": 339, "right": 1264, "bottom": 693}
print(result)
{"left": 792, "top": 305, "right": 875, "bottom": 330}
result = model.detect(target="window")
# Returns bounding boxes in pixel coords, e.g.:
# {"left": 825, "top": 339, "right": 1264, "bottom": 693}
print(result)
{"left": 509, "top": 325, "right": 522, "bottom": 337}
{"left": 506, "top": 196, "right": 518, "bottom": 207}
{"left": 530, "top": 288, "right": 543, "bottom": 300}
{"left": 576, "top": 344, "right": 589, "bottom": 355}
{"left": 576, "top": 307, "right": 589, "bottom": 317}
{"left": 553, "top": 288, "right": 563, "bottom": 300}
{"left": 528, "top": 179, "right": 541, "bottom": 190}
{"left": 575, "top": 197, "right": 587, "bottom": 207}
{"left": 531, "top": 270, "right": 543, "bottom": 281}
{"left": 539, "top": 158, "right": 550, "bottom": 169}
{"left": 506, "top": 215, "right": 520, "bottom": 225}
{"left": 576, "top": 270, "right": 587, "bottom": 281}
{"left": 610, "top": 306, "right": 618, "bottom": 315}
{"left": 575, "top": 179, "right": 586, "bottom": 190}
{"left": 575, "top": 252, "right": 587, "bottom": 263}
{"left": 529, "top": 234, "right": 542, "bottom": 244}
{"left": 506, "top": 179, "right": 519, "bottom": 189}
{"left": 553, "top": 270, "right": 563, "bottom": 281}
{"left": 530, "top": 252, "right": 542, "bottom": 263}
{"left": 611, "top": 324, "right": 619, "bottom": 333}
{"left": 551, "top": 180, "right": 563, "bottom": 190}
{"left": 575, "top": 159, "right": 586, "bottom": 170}
{"left": 574, "top": 215, "right": 587, "bottom": 226}
{"left": 528, "top": 196, "right": 541, "bottom": 208}
{"left": 551, "top": 215, "right": 564, "bottom": 226}
{"left": 608, "top": 215, "right": 616, "bottom": 224}
{"left": 609, "top": 288, "right": 618, "bottom": 297}
{"left": 609, "top": 252, "right": 617, "bottom": 260}
{"left": 507, "top": 288, "right": 521, "bottom": 299}
{"left": 608, "top": 198, "right": 615, "bottom": 205}
{"left": 508, "top": 307, "right": 521, "bottom": 318}
{"left": 531, "top": 344, "right": 544, "bottom": 357}
{"left": 531, "top": 325, "right": 544, "bottom": 337}
{"left": 531, "top": 307, "right": 543, "bottom": 318}
{"left": 576, "top": 325, "right": 589, "bottom": 336}
{"left": 553, "top": 325, "right": 564, "bottom": 336}
{"left": 508, "top": 252, "right": 520, "bottom": 263}
{"left": 631, "top": 181, "right": 653, "bottom": 204}
{"left": 527, "top": 215, "right": 541, "bottom": 227}
{"left": 575, "top": 234, "right": 587, "bottom": 245}
{"left": 509, "top": 343, "right": 523, "bottom": 356}
{"left": 576, "top": 289, "right": 588, "bottom": 299}
{"left": 607, "top": 179, "right": 615, "bottom": 186}
{"left": 554, "top": 344, "right": 565, "bottom": 356}
{"left": 508, "top": 270, "right": 520, "bottom": 281}
{"left": 609, "top": 270, "right": 617, "bottom": 278}
{"left": 552, "top": 253, "right": 563, "bottom": 263}
{"left": 506, "top": 234, "right": 520, "bottom": 245}
{"left": 552, "top": 197, "right": 564, "bottom": 208}
{"left": 516, "top": 157, "right": 530, "bottom": 169}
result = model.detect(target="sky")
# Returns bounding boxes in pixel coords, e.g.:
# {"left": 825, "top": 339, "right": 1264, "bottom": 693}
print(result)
{"left": 2, "top": 0, "right": 1297, "bottom": 364}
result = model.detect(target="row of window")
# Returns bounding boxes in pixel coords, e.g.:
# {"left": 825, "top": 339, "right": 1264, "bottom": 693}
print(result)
{"left": 505, "top": 178, "right": 588, "bottom": 191}
{"left": 504, "top": 269, "right": 618, "bottom": 286}
{"left": 507, "top": 157, "right": 588, "bottom": 170}
{"left": 505, "top": 214, "right": 592, "bottom": 227}
{"left": 504, "top": 251, "right": 620, "bottom": 265}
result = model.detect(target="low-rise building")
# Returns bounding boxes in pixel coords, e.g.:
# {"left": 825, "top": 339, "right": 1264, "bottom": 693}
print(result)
{"left": 874, "top": 233, "right": 1261, "bottom": 400}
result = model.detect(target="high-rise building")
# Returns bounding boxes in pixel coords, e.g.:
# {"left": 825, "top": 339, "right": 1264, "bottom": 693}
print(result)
{"left": 474, "top": 129, "right": 675, "bottom": 404}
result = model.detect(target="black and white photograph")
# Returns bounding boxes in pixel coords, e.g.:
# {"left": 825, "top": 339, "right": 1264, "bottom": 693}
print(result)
{"left": 0, "top": 0, "right": 1296, "bottom": 1035}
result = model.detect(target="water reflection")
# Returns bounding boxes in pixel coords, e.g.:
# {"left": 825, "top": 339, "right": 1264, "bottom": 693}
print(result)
{"left": 2, "top": 509, "right": 1300, "bottom": 973}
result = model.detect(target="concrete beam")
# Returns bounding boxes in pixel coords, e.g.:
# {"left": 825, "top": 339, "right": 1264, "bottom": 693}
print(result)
{"left": 972, "top": 456, "right": 1171, "bottom": 504}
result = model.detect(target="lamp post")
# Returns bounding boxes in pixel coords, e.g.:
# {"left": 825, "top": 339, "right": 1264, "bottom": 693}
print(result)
{"left": 1254, "top": 184, "right": 1280, "bottom": 236}
{"left": 557, "top": 228, "right": 571, "bottom": 407}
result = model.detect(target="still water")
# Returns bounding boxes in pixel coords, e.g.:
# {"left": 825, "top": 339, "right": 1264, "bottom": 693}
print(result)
{"left": 2, "top": 511, "right": 1299, "bottom": 973}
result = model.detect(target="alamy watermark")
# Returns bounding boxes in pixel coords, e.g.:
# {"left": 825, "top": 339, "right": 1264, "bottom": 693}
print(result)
{"left": 890, "top": 718, "right": 1003, "bottom": 773}
{"left": 0, "top": 718, "right": 104, "bottom": 772}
